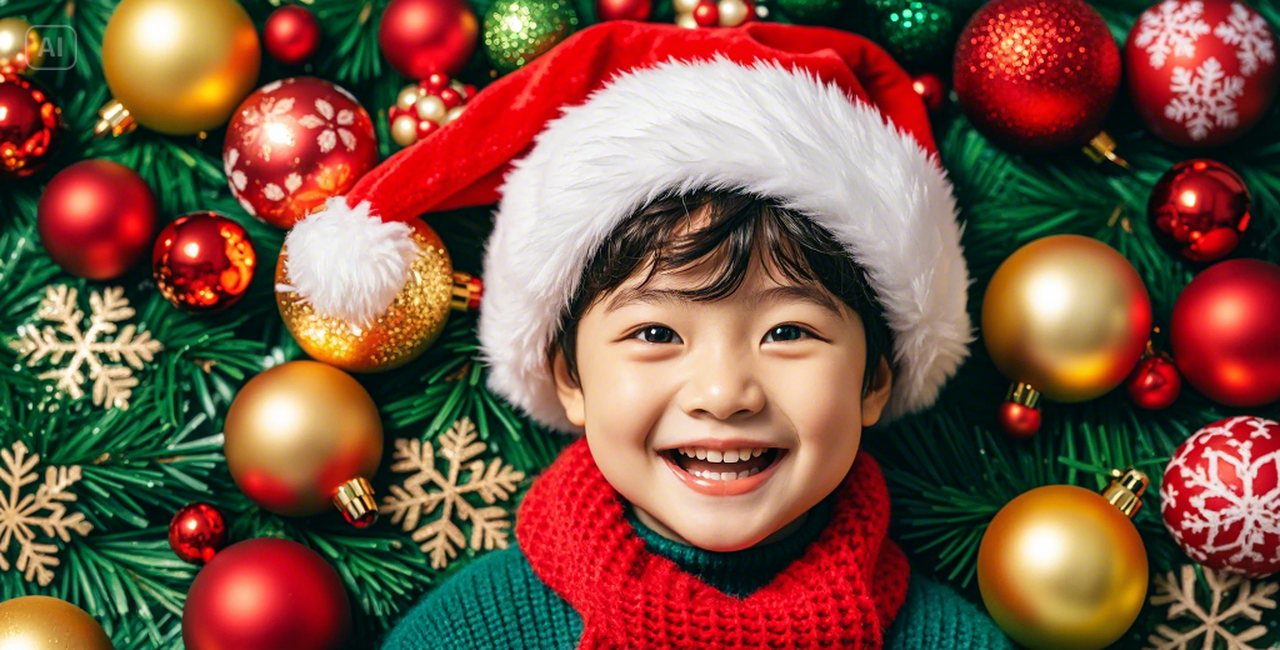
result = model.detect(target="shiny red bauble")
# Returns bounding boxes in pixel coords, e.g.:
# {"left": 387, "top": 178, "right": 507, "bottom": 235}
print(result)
{"left": 168, "top": 503, "right": 228, "bottom": 564}
{"left": 1125, "top": 353, "right": 1182, "bottom": 409}
{"left": 264, "top": 5, "right": 322, "bottom": 65}
{"left": 38, "top": 160, "right": 158, "bottom": 280}
{"left": 0, "top": 73, "right": 61, "bottom": 177}
{"left": 153, "top": 212, "right": 256, "bottom": 312}
{"left": 224, "top": 78, "right": 377, "bottom": 229}
{"left": 183, "top": 538, "right": 351, "bottom": 650}
{"left": 378, "top": 0, "right": 479, "bottom": 79}
{"left": 597, "top": 0, "right": 652, "bottom": 21}
{"left": 912, "top": 72, "right": 947, "bottom": 114}
{"left": 1148, "top": 159, "right": 1250, "bottom": 263}
{"left": 1171, "top": 259, "right": 1280, "bottom": 407}
{"left": 1125, "top": 0, "right": 1278, "bottom": 148}
{"left": 1161, "top": 416, "right": 1280, "bottom": 577}
{"left": 953, "top": 0, "right": 1121, "bottom": 152}
{"left": 998, "top": 401, "right": 1041, "bottom": 439}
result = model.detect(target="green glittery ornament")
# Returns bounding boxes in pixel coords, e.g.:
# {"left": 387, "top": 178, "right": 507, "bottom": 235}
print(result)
{"left": 483, "top": 0, "right": 579, "bottom": 75}
{"left": 866, "top": 0, "right": 956, "bottom": 71}
{"left": 774, "top": 0, "right": 848, "bottom": 24}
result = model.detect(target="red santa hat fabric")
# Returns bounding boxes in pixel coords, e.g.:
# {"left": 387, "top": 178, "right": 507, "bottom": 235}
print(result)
{"left": 281, "top": 21, "right": 972, "bottom": 434}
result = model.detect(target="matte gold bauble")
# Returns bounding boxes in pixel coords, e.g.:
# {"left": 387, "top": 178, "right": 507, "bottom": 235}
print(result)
{"left": 978, "top": 470, "right": 1150, "bottom": 650}
{"left": 0, "top": 596, "right": 113, "bottom": 650}
{"left": 100, "top": 0, "right": 260, "bottom": 135}
{"left": 981, "top": 235, "right": 1151, "bottom": 402}
{"left": 276, "top": 220, "right": 456, "bottom": 373}
{"left": 224, "top": 361, "right": 383, "bottom": 526}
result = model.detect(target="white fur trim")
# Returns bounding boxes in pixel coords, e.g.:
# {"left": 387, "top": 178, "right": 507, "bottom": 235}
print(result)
{"left": 279, "top": 197, "right": 418, "bottom": 329}
{"left": 480, "top": 57, "right": 973, "bottom": 433}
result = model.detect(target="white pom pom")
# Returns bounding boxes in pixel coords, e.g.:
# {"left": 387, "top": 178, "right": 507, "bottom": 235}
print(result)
{"left": 277, "top": 197, "right": 418, "bottom": 328}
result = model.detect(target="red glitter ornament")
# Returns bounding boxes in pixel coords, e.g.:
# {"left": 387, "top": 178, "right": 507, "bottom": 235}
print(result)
{"left": 953, "top": 0, "right": 1121, "bottom": 152}
{"left": 1171, "top": 259, "right": 1280, "bottom": 407}
{"left": 224, "top": 78, "right": 378, "bottom": 229}
{"left": 153, "top": 212, "right": 257, "bottom": 312}
{"left": 1125, "top": 351, "right": 1182, "bottom": 410}
{"left": 0, "top": 73, "right": 62, "bottom": 177}
{"left": 1125, "top": 0, "right": 1278, "bottom": 148}
{"left": 597, "top": 0, "right": 653, "bottom": 21}
{"left": 182, "top": 538, "right": 351, "bottom": 650}
{"left": 378, "top": 0, "right": 479, "bottom": 79}
{"left": 1161, "top": 416, "right": 1280, "bottom": 577}
{"left": 1148, "top": 159, "right": 1250, "bottom": 263}
{"left": 168, "top": 503, "right": 228, "bottom": 564}
{"left": 38, "top": 160, "right": 159, "bottom": 280}
{"left": 264, "top": 5, "right": 322, "bottom": 65}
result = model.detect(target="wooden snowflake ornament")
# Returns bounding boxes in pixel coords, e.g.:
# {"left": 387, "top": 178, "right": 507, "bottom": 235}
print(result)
{"left": 1146, "top": 565, "right": 1278, "bottom": 649}
{"left": 380, "top": 418, "right": 525, "bottom": 570}
{"left": 0, "top": 441, "right": 92, "bottom": 586}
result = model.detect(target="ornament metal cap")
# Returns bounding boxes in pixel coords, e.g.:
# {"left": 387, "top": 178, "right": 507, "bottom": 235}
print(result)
{"left": 1101, "top": 467, "right": 1148, "bottom": 519}
{"left": 94, "top": 99, "right": 136, "bottom": 138}
{"left": 333, "top": 477, "right": 378, "bottom": 528}
{"left": 1082, "top": 131, "right": 1130, "bottom": 169}
{"left": 1005, "top": 382, "right": 1041, "bottom": 408}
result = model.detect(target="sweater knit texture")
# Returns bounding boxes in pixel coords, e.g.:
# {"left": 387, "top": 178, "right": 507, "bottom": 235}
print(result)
{"left": 381, "top": 440, "right": 1014, "bottom": 649}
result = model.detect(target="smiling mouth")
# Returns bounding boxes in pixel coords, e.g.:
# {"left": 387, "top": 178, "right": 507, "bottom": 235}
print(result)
{"left": 658, "top": 446, "right": 787, "bottom": 496}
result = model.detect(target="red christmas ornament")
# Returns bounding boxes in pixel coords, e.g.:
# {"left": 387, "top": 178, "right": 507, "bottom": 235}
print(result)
{"left": 694, "top": 0, "right": 721, "bottom": 26}
{"left": 0, "top": 73, "right": 62, "bottom": 177}
{"left": 38, "top": 160, "right": 159, "bottom": 280}
{"left": 1171, "top": 259, "right": 1280, "bottom": 407}
{"left": 388, "top": 75, "right": 473, "bottom": 148}
{"left": 1126, "top": 351, "right": 1182, "bottom": 409}
{"left": 1125, "top": 0, "right": 1278, "bottom": 148}
{"left": 1161, "top": 416, "right": 1280, "bottom": 577}
{"left": 378, "top": 0, "right": 479, "bottom": 79}
{"left": 597, "top": 0, "right": 653, "bottom": 21}
{"left": 264, "top": 5, "right": 322, "bottom": 65}
{"left": 168, "top": 503, "right": 228, "bottom": 564}
{"left": 153, "top": 212, "right": 257, "bottom": 312}
{"left": 224, "top": 78, "right": 378, "bottom": 229}
{"left": 1148, "top": 159, "right": 1250, "bottom": 263}
{"left": 183, "top": 538, "right": 351, "bottom": 650}
{"left": 997, "top": 401, "right": 1041, "bottom": 439}
{"left": 911, "top": 72, "right": 947, "bottom": 113}
{"left": 953, "top": 0, "right": 1121, "bottom": 152}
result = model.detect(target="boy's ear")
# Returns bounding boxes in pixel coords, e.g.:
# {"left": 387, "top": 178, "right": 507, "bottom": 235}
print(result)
{"left": 861, "top": 356, "right": 893, "bottom": 428}
{"left": 551, "top": 347, "right": 587, "bottom": 428}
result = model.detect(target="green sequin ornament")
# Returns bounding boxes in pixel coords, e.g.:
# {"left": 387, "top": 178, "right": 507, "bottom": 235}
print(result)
{"left": 774, "top": 0, "right": 848, "bottom": 24}
{"left": 867, "top": 0, "right": 956, "bottom": 71}
{"left": 483, "top": 0, "right": 579, "bottom": 75}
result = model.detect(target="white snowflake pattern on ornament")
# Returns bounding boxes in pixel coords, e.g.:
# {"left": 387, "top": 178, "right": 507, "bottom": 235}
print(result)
{"left": 222, "top": 148, "right": 256, "bottom": 216}
{"left": 1162, "top": 416, "right": 1280, "bottom": 577}
{"left": 1213, "top": 2, "right": 1276, "bottom": 76}
{"left": 297, "top": 99, "right": 358, "bottom": 153}
{"left": 1165, "top": 57, "right": 1245, "bottom": 140}
{"left": 1135, "top": 0, "right": 1212, "bottom": 69}
{"left": 238, "top": 95, "right": 297, "bottom": 163}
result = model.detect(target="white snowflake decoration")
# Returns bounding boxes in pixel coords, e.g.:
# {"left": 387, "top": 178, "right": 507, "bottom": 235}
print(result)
{"left": 297, "top": 98, "right": 358, "bottom": 153}
{"left": 0, "top": 441, "right": 93, "bottom": 586}
{"left": 1162, "top": 416, "right": 1280, "bottom": 577}
{"left": 1165, "top": 56, "right": 1245, "bottom": 141}
{"left": 10, "top": 286, "right": 163, "bottom": 410}
{"left": 1213, "top": 2, "right": 1276, "bottom": 76}
{"left": 1146, "top": 565, "right": 1277, "bottom": 650}
{"left": 237, "top": 95, "right": 297, "bottom": 162}
{"left": 1135, "top": 0, "right": 1213, "bottom": 69}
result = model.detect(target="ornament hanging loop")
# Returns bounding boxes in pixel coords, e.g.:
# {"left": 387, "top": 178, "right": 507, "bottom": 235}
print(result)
{"left": 94, "top": 98, "right": 136, "bottom": 137}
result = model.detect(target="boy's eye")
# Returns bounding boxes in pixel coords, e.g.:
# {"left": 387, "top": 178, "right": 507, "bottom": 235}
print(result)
{"left": 764, "top": 324, "right": 811, "bottom": 343}
{"left": 631, "top": 325, "right": 682, "bottom": 344}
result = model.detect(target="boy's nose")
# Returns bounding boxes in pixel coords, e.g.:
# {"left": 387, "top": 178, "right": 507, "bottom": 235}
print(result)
{"left": 677, "top": 351, "right": 766, "bottom": 421}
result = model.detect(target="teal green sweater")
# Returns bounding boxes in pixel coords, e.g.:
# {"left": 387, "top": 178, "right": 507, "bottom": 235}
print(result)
{"left": 381, "top": 497, "right": 1013, "bottom": 649}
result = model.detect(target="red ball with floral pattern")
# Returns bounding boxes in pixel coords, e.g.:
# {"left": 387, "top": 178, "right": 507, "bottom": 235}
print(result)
{"left": 223, "top": 78, "right": 377, "bottom": 229}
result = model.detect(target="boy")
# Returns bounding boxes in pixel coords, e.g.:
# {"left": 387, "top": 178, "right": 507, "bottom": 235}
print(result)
{"left": 284, "top": 20, "right": 1009, "bottom": 649}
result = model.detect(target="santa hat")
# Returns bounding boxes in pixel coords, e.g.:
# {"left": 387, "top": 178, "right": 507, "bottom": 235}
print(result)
{"left": 282, "top": 21, "right": 972, "bottom": 434}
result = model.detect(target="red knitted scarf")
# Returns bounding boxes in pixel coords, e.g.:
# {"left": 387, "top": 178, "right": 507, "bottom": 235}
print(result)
{"left": 518, "top": 439, "right": 911, "bottom": 649}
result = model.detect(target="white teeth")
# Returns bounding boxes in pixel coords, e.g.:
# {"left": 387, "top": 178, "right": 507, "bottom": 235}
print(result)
{"left": 696, "top": 448, "right": 707, "bottom": 460}
{"left": 706, "top": 450, "right": 723, "bottom": 463}
{"left": 750, "top": 448, "right": 762, "bottom": 458}
{"left": 687, "top": 467, "right": 765, "bottom": 481}
{"left": 674, "top": 446, "right": 772, "bottom": 463}
{"left": 723, "top": 449, "right": 739, "bottom": 463}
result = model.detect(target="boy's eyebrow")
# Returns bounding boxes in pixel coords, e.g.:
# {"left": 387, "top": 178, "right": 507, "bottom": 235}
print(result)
{"left": 603, "top": 283, "right": 845, "bottom": 317}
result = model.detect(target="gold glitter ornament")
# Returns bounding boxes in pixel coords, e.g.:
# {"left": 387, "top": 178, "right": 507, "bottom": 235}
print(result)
{"left": 276, "top": 219, "right": 477, "bottom": 373}
{"left": 483, "top": 0, "right": 579, "bottom": 75}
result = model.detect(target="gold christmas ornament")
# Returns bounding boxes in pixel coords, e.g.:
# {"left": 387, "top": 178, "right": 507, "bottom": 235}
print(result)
{"left": 978, "top": 468, "right": 1150, "bottom": 650}
{"left": 277, "top": 219, "right": 479, "bottom": 373}
{"left": 97, "top": 0, "right": 261, "bottom": 136}
{"left": 982, "top": 234, "right": 1151, "bottom": 403}
{"left": 0, "top": 596, "right": 113, "bottom": 650}
{"left": 224, "top": 361, "right": 384, "bottom": 526}
{"left": 0, "top": 18, "right": 42, "bottom": 75}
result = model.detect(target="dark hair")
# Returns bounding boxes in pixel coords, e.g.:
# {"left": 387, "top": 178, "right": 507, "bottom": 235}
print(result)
{"left": 553, "top": 189, "right": 893, "bottom": 395}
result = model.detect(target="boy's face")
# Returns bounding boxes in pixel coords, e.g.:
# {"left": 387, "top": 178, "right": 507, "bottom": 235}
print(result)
{"left": 552, "top": 251, "right": 893, "bottom": 552}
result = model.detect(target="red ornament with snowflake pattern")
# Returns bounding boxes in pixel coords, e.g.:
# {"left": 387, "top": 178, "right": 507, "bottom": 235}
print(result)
{"left": 1161, "top": 416, "right": 1280, "bottom": 578}
{"left": 1125, "top": 0, "right": 1278, "bottom": 148}
{"left": 223, "top": 78, "right": 377, "bottom": 230}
